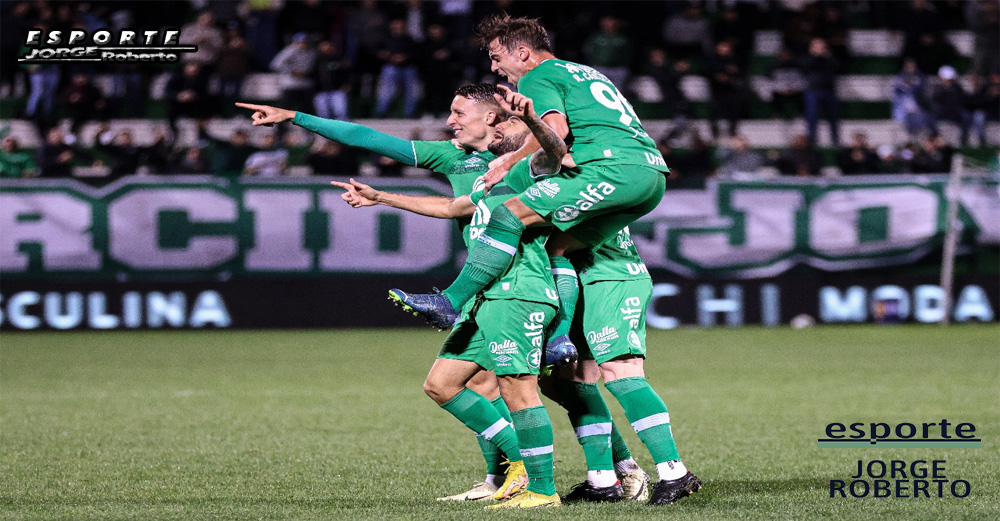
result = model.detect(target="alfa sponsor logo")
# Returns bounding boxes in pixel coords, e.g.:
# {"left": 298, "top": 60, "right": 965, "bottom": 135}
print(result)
{"left": 551, "top": 182, "right": 616, "bottom": 222}
{"left": 527, "top": 348, "right": 541, "bottom": 368}
{"left": 545, "top": 288, "right": 560, "bottom": 301}
{"left": 621, "top": 296, "right": 643, "bottom": 328}
{"left": 524, "top": 311, "right": 546, "bottom": 347}
{"left": 587, "top": 326, "right": 619, "bottom": 344}
{"left": 490, "top": 339, "right": 519, "bottom": 354}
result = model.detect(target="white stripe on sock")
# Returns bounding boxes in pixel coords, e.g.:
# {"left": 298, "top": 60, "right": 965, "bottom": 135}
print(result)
{"left": 519, "top": 445, "right": 554, "bottom": 458}
{"left": 631, "top": 412, "right": 670, "bottom": 433}
{"left": 574, "top": 422, "right": 613, "bottom": 438}
{"left": 551, "top": 268, "right": 578, "bottom": 278}
{"left": 478, "top": 234, "right": 517, "bottom": 256}
{"left": 480, "top": 418, "right": 511, "bottom": 441}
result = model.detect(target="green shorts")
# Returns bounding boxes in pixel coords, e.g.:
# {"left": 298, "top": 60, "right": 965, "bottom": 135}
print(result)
{"left": 439, "top": 298, "right": 557, "bottom": 376}
{"left": 438, "top": 302, "right": 493, "bottom": 369}
{"left": 518, "top": 163, "right": 665, "bottom": 248}
{"left": 570, "top": 279, "right": 653, "bottom": 365}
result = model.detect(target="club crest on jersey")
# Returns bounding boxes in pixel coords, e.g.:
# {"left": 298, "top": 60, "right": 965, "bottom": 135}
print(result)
{"left": 627, "top": 330, "right": 642, "bottom": 350}
{"left": 553, "top": 205, "right": 580, "bottom": 222}
{"left": 527, "top": 348, "right": 542, "bottom": 368}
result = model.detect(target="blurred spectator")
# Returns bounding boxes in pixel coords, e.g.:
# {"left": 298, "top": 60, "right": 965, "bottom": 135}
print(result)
{"left": 900, "top": 0, "right": 945, "bottom": 57}
{"left": 375, "top": 19, "right": 420, "bottom": 118}
{"left": 779, "top": 2, "right": 818, "bottom": 57}
{"left": 271, "top": 33, "right": 319, "bottom": 115}
{"left": 282, "top": 0, "right": 332, "bottom": 41}
{"left": 776, "top": 133, "right": 823, "bottom": 177}
{"left": 246, "top": 0, "right": 282, "bottom": 71}
{"left": 716, "top": 135, "right": 768, "bottom": 178}
{"left": 307, "top": 140, "right": 360, "bottom": 175}
{"left": 904, "top": 32, "right": 959, "bottom": 77}
{"left": 817, "top": 5, "right": 851, "bottom": 68}
{"left": 969, "top": 72, "right": 1000, "bottom": 147}
{"left": 173, "top": 147, "right": 210, "bottom": 175}
{"left": 704, "top": 40, "right": 747, "bottom": 140}
{"left": 836, "top": 132, "right": 880, "bottom": 175}
{"left": 891, "top": 58, "right": 931, "bottom": 139}
{"left": 62, "top": 73, "right": 109, "bottom": 134}
{"left": 35, "top": 127, "right": 87, "bottom": 178}
{"left": 438, "top": 0, "right": 474, "bottom": 43}
{"left": 713, "top": 6, "right": 754, "bottom": 68}
{"left": 23, "top": 49, "right": 61, "bottom": 131}
{"left": 313, "top": 40, "right": 354, "bottom": 121}
{"left": 582, "top": 16, "right": 633, "bottom": 90}
{"left": 244, "top": 134, "right": 288, "bottom": 177}
{"left": 373, "top": 155, "right": 404, "bottom": 177}
{"left": 1, "top": 2, "right": 33, "bottom": 96}
{"left": 217, "top": 33, "right": 252, "bottom": 109}
{"left": 662, "top": 4, "right": 711, "bottom": 61}
{"left": 966, "top": 0, "right": 1000, "bottom": 77}
{"left": 800, "top": 37, "right": 841, "bottom": 146}
{"left": 420, "top": 23, "right": 461, "bottom": 116}
{"left": 107, "top": 63, "right": 146, "bottom": 118}
{"left": 645, "top": 48, "right": 692, "bottom": 122}
{"left": 928, "top": 65, "right": 972, "bottom": 146}
{"left": 403, "top": 0, "right": 431, "bottom": 43}
{"left": 667, "top": 132, "right": 714, "bottom": 187}
{"left": 198, "top": 122, "right": 259, "bottom": 178}
{"left": 912, "top": 135, "right": 954, "bottom": 173}
{"left": 95, "top": 125, "right": 171, "bottom": 179}
{"left": 165, "top": 63, "right": 213, "bottom": 135}
{"left": 346, "top": 0, "right": 387, "bottom": 96}
{"left": 0, "top": 136, "right": 37, "bottom": 178}
{"left": 875, "top": 144, "right": 909, "bottom": 174}
{"left": 181, "top": 11, "right": 225, "bottom": 70}
{"left": 768, "top": 47, "right": 806, "bottom": 120}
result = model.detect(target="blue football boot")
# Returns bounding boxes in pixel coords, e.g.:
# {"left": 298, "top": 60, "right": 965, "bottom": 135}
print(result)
{"left": 388, "top": 288, "right": 459, "bottom": 330}
{"left": 543, "top": 334, "right": 579, "bottom": 367}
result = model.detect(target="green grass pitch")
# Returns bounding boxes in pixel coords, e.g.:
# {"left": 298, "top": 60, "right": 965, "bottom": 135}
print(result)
{"left": 2, "top": 325, "right": 997, "bottom": 520}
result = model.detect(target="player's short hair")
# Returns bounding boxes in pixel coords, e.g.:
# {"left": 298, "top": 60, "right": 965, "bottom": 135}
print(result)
{"left": 455, "top": 83, "right": 508, "bottom": 119}
{"left": 476, "top": 12, "right": 551, "bottom": 53}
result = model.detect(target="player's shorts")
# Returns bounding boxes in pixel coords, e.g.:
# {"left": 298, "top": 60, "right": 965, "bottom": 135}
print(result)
{"left": 476, "top": 298, "right": 557, "bottom": 376}
{"left": 570, "top": 279, "right": 653, "bottom": 365}
{"left": 518, "top": 163, "right": 666, "bottom": 248}
{"left": 438, "top": 302, "right": 494, "bottom": 369}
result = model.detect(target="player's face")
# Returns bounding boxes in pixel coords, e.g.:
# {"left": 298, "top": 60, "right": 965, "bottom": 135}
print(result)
{"left": 447, "top": 95, "right": 491, "bottom": 147}
{"left": 487, "top": 39, "right": 527, "bottom": 86}
{"left": 491, "top": 116, "right": 530, "bottom": 154}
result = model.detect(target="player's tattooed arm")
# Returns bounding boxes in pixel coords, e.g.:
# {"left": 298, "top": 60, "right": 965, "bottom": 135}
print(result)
{"left": 330, "top": 179, "right": 475, "bottom": 218}
{"left": 494, "top": 85, "right": 567, "bottom": 175}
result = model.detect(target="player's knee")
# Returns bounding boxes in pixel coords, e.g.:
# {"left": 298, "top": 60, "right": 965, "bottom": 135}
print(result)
{"left": 422, "top": 378, "right": 451, "bottom": 404}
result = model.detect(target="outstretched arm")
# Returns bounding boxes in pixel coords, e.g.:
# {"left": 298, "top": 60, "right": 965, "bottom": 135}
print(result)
{"left": 330, "top": 178, "right": 475, "bottom": 219}
{"left": 494, "top": 85, "right": 568, "bottom": 175}
{"left": 235, "top": 102, "right": 417, "bottom": 165}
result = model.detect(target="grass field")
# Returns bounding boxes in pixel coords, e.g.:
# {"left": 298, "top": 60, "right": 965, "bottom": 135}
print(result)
{"left": 1, "top": 325, "right": 997, "bottom": 521}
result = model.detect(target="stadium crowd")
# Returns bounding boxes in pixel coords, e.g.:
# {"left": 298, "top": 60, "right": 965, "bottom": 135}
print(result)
{"left": 1, "top": 0, "right": 998, "bottom": 183}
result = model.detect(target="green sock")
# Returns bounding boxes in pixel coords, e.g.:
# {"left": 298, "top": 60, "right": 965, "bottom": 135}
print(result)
{"left": 510, "top": 405, "right": 557, "bottom": 496}
{"left": 442, "top": 204, "right": 524, "bottom": 309}
{"left": 605, "top": 377, "right": 681, "bottom": 463}
{"left": 610, "top": 419, "right": 633, "bottom": 464}
{"left": 548, "top": 256, "right": 579, "bottom": 338}
{"left": 554, "top": 379, "right": 613, "bottom": 471}
{"left": 441, "top": 388, "right": 520, "bottom": 461}
{"left": 475, "top": 396, "right": 514, "bottom": 474}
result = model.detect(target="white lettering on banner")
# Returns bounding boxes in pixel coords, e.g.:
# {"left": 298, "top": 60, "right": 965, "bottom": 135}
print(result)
{"left": 820, "top": 286, "right": 867, "bottom": 322}
{"left": 646, "top": 283, "right": 680, "bottom": 330}
{"left": 819, "top": 285, "right": 994, "bottom": 323}
{"left": 244, "top": 190, "right": 312, "bottom": 270}
{"left": 318, "top": 191, "right": 451, "bottom": 272}
{"left": 810, "top": 187, "right": 938, "bottom": 255}
{"left": 678, "top": 190, "right": 804, "bottom": 268}
{"left": 0, "top": 193, "right": 100, "bottom": 271}
{"left": 0, "top": 290, "right": 231, "bottom": 329}
{"left": 109, "top": 189, "right": 238, "bottom": 269}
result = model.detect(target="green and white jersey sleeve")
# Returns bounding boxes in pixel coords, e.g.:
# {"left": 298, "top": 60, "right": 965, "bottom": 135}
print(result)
{"left": 468, "top": 161, "right": 558, "bottom": 304}
{"left": 518, "top": 59, "right": 668, "bottom": 173}
{"left": 575, "top": 227, "right": 651, "bottom": 284}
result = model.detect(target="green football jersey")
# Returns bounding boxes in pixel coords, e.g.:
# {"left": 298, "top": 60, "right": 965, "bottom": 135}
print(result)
{"left": 470, "top": 159, "right": 558, "bottom": 303}
{"left": 517, "top": 59, "right": 669, "bottom": 172}
{"left": 574, "top": 226, "right": 651, "bottom": 284}
{"left": 412, "top": 141, "right": 497, "bottom": 248}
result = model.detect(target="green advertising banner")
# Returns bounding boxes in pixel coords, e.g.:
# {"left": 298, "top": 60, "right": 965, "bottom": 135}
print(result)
{"left": 1, "top": 175, "right": 997, "bottom": 281}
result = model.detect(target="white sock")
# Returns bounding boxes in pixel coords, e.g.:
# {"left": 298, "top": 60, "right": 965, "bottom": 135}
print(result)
{"left": 486, "top": 473, "right": 504, "bottom": 487}
{"left": 614, "top": 457, "right": 641, "bottom": 474}
{"left": 587, "top": 469, "right": 619, "bottom": 488}
{"left": 656, "top": 460, "right": 688, "bottom": 481}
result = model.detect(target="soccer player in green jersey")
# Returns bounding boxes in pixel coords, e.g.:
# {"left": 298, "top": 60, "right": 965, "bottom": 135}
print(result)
{"left": 238, "top": 85, "right": 531, "bottom": 501}
{"left": 342, "top": 101, "right": 571, "bottom": 509}
{"left": 393, "top": 56, "right": 701, "bottom": 503}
